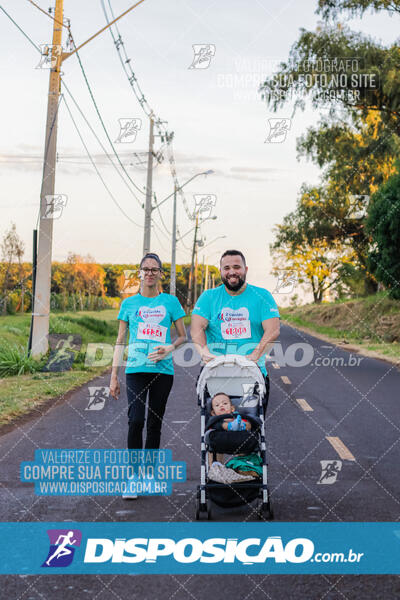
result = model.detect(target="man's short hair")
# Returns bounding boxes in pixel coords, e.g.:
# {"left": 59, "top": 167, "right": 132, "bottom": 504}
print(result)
{"left": 220, "top": 249, "right": 246, "bottom": 266}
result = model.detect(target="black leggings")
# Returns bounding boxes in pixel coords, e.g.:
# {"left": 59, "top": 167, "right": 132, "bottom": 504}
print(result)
{"left": 126, "top": 372, "right": 174, "bottom": 450}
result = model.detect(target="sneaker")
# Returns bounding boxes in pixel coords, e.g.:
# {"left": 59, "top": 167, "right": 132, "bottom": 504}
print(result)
{"left": 122, "top": 475, "right": 138, "bottom": 500}
{"left": 122, "top": 492, "right": 138, "bottom": 500}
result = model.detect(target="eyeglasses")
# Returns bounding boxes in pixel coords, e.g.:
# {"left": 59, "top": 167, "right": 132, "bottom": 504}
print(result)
{"left": 141, "top": 268, "right": 161, "bottom": 275}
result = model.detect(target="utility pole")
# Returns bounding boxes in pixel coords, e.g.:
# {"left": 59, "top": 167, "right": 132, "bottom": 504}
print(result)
{"left": 204, "top": 260, "right": 209, "bottom": 291}
{"left": 143, "top": 115, "right": 154, "bottom": 254}
{"left": 170, "top": 184, "right": 177, "bottom": 295}
{"left": 29, "top": 0, "right": 145, "bottom": 357}
{"left": 187, "top": 213, "right": 199, "bottom": 312}
{"left": 200, "top": 255, "right": 205, "bottom": 294}
{"left": 194, "top": 248, "right": 199, "bottom": 305}
{"left": 31, "top": 0, "right": 64, "bottom": 357}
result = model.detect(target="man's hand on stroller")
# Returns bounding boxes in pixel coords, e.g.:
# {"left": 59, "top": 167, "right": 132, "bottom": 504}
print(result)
{"left": 227, "top": 415, "right": 246, "bottom": 431}
{"left": 201, "top": 346, "right": 217, "bottom": 363}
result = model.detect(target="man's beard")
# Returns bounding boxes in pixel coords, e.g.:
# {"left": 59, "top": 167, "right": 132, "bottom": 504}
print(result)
{"left": 222, "top": 273, "right": 246, "bottom": 292}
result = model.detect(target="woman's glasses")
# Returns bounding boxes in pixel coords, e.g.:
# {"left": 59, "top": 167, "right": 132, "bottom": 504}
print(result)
{"left": 141, "top": 268, "right": 161, "bottom": 275}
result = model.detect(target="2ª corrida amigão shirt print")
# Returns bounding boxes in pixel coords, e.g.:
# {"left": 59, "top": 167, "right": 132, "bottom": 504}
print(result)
{"left": 118, "top": 293, "right": 185, "bottom": 375}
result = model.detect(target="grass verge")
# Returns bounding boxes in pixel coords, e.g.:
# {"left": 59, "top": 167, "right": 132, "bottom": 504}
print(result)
{"left": 280, "top": 293, "right": 400, "bottom": 363}
{"left": 0, "top": 309, "right": 192, "bottom": 426}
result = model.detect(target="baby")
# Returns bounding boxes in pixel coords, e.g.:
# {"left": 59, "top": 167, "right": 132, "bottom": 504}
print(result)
{"left": 210, "top": 392, "right": 251, "bottom": 431}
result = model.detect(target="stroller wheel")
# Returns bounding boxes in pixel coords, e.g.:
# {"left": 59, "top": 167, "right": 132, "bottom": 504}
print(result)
{"left": 195, "top": 501, "right": 211, "bottom": 521}
{"left": 258, "top": 501, "right": 274, "bottom": 521}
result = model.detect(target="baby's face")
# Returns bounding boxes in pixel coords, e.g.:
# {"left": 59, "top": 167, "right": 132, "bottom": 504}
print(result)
{"left": 211, "top": 394, "right": 233, "bottom": 416}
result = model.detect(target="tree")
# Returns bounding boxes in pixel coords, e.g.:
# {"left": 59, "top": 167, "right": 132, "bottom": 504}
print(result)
{"left": 271, "top": 189, "right": 357, "bottom": 302}
{"left": 0, "top": 223, "right": 25, "bottom": 314}
{"left": 260, "top": 1, "right": 400, "bottom": 297}
{"left": 366, "top": 165, "right": 400, "bottom": 298}
{"left": 317, "top": 0, "right": 400, "bottom": 19}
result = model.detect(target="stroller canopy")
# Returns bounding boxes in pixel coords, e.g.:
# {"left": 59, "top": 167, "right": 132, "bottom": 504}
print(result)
{"left": 196, "top": 354, "right": 266, "bottom": 398}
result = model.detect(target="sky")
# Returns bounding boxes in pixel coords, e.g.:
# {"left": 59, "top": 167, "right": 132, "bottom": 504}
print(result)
{"left": 1, "top": 0, "right": 399, "bottom": 299}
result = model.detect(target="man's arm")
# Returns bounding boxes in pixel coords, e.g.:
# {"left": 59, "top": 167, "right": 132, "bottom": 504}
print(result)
{"left": 246, "top": 317, "right": 280, "bottom": 362}
{"left": 190, "top": 314, "right": 216, "bottom": 363}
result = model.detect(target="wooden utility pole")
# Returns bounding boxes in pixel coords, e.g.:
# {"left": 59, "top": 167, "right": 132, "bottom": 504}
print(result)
{"left": 170, "top": 184, "right": 177, "bottom": 295}
{"left": 187, "top": 213, "right": 199, "bottom": 312}
{"left": 31, "top": 0, "right": 64, "bottom": 356}
{"left": 30, "top": 0, "right": 146, "bottom": 357}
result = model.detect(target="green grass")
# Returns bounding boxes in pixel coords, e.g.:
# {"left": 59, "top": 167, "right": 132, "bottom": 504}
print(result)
{"left": 281, "top": 295, "right": 400, "bottom": 361}
{"left": 0, "top": 309, "right": 192, "bottom": 425}
{"left": 0, "top": 309, "right": 120, "bottom": 425}
{"left": 0, "top": 368, "right": 107, "bottom": 426}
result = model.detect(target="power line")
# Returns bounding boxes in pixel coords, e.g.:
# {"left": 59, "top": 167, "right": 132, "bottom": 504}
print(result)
{"left": 62, "top": 94, "right": 143, "bottom": 228}
{"left": 62, "top": 80, "right": 145, "bottom": 206}
{"left": 27, "top": 0, "right": 68, "bottom": 29}
{"left": 153, "top": 193, "right": 171, "bottom": 236}
{"left": 0, "top": 4, "right": 41, "bottom": 52}
{"left": 67, "top": 26, "right": 146, "bottom": 203}
{"left": 101, "top": 0, "right": 196, "bottom": 222}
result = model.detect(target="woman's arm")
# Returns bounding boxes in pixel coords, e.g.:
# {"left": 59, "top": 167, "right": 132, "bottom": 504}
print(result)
{"left": 147, "top": 317, "right": 187, "bottom": 362}
{"left": 109, "top": 320, "right": 128, "bottom": 399}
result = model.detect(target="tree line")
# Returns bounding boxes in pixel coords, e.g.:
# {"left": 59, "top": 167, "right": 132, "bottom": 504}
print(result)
{"left": 0, "top": 224, "right": 220, "bottom": 314}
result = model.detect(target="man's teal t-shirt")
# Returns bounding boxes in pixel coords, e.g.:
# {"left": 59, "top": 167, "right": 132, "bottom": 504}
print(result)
{"left": 118, "top": 292, "right": 185, "bottom": 375}
{"left": 192, "top": 284, "right": 280, "bottom": 375}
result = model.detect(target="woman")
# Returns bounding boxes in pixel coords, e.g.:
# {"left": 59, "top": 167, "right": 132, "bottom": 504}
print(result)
{"left": 110, "top": 252, "right": 186, "bottom": 458}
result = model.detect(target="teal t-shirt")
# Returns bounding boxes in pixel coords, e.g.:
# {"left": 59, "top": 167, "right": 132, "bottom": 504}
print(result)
{"left": 118, "top": 292, "right": 185, "bottom": 375}
{"left": 192, "top": 284, "right": 280, "bottom": 375}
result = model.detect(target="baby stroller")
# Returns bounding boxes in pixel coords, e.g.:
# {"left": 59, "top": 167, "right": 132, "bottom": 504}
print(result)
{"left": 195, "top": 354, "right": 273, "bottom": 521}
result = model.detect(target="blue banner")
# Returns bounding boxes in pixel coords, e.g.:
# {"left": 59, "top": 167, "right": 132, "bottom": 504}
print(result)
{"left": 20, "top": 449, "right": 186, "bottom": 496}
{"left": 0, "top": 522, "right": 399, "bottom": 574}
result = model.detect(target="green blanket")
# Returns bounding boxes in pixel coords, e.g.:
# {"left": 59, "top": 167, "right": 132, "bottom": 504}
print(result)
{"left": 225, "top": 454, "right": 263, "bottom": 477}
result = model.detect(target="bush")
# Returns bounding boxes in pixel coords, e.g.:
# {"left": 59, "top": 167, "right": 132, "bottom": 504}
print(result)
{"left": 0, "top": 344, "right": 43, "bottom": 377}
{"left": 367, "top": 167, "right": 400, "bottom": 299}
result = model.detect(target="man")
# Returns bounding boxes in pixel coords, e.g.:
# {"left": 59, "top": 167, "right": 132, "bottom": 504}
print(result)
{"left": 191, "top": 250, "right": 280, "bottom": 412}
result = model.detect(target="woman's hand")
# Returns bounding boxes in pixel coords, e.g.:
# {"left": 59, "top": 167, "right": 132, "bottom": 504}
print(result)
{"left": 110, "top": 374, "right": 120, "bottom": 399}
{"left": 148, "top": 344, "right": 173, "bottom": 363}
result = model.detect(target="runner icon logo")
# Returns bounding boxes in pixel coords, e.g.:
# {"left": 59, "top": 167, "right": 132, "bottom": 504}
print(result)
{"left": 317, "top": 460, "right": 342, "bottom": 485}
{"left": 86, "top": 386, "right": 110, "bottom": 411}
{"left": 42, "top": 529, "right": 82, "bottom": 568}
{"left": 188, "top": 44, "right": 216, "bottom": 69}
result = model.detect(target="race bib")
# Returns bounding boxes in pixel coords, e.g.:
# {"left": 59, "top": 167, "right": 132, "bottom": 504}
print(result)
{"left": 137, "top": 321, "right": 167, "bottom": 343}
{"left": 221, "top": 320, "right": 251, "bottom": 339}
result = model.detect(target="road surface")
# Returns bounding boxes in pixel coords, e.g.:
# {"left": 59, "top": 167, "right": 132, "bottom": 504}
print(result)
{"left": 1, "top": 323, "right": 399, "bottom": 598}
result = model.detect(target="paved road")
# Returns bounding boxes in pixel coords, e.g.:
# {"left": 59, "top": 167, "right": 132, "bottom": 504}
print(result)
{"left": 1, "top": 323, "right": 399, "bottom": 598}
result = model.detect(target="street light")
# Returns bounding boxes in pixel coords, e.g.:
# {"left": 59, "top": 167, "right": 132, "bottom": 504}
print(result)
{"left": 157, "top": 170, "right": 214, "bottom": 295}
{"left": 200, "top": 235, "right": 227, "bottom": 251}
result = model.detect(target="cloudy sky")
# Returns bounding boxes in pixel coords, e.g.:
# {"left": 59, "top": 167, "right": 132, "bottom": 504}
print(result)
{"left": 1, "top": 0, "right": 398, "bottom": 296}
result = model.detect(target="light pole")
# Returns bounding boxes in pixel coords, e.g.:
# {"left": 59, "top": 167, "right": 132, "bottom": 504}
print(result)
{"left": 185, "top": 215, "right": 217, "bottom": 312}
{"left": 153, "top": 170, "right": 213, "bottom": 296}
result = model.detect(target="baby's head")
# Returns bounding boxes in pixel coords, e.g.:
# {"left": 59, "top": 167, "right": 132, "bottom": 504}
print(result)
{"left": 211, "top": 392, "right": 234, "bottom": 416}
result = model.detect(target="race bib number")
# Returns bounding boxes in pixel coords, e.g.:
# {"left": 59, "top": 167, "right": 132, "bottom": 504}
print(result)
{"left": 221, "top": 320, "right": 251, "bottom": 339}
{"left": 137, "top": 321, "right": 167, "bottom": 343}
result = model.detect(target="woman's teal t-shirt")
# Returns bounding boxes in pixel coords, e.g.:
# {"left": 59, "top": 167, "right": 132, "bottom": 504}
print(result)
{"left": 118, "top": 293, "right": 185, "bottom": 375}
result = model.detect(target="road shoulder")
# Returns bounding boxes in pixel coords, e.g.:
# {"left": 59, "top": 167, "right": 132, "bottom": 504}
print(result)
{"left": 283, "top": 319, "right": 400, "bottom": 369}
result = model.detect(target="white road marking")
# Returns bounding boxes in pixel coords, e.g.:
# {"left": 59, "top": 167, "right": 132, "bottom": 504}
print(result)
{"left": 271, "top": 362, "right": 280, "bottom": 369}
{"left": 296, "top": 398, "right": 313, "bottom": 411}
{"left": 281, "top": 375, "right": 291, "bottom": 384}
{"left": 326, "top": 436, "right": 356, "bottom": 461}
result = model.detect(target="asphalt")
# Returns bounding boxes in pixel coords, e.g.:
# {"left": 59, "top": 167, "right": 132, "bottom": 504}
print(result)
{"left": 1, "top": 323, "right": 399, "bottom": 599}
